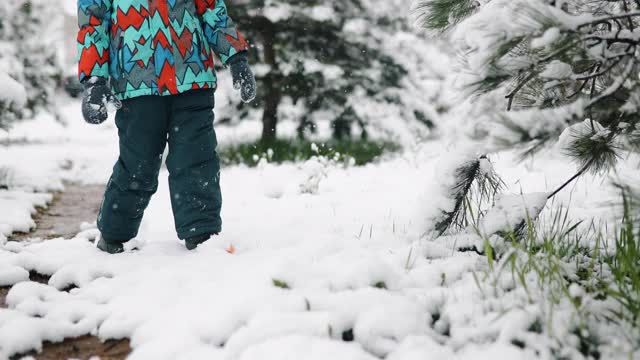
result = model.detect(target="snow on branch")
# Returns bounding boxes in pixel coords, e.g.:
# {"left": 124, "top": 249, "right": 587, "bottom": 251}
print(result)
{"left": 417, "top": 0, "right": 640, "bottom": 177}
{"left": 431, "top": 155, "right": 505, "bottom": 236}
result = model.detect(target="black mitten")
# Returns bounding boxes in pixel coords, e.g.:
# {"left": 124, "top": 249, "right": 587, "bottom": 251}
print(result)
{"left": 228, "top": 52, "right": 257, "bottom": 103}
{"left": 81, "top": 77, "right": 121, "bottom": 124}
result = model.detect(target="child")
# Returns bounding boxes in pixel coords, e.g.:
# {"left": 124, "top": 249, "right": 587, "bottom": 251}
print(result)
{"left": 77, "top": 0, "right": 256, "bottom": 253}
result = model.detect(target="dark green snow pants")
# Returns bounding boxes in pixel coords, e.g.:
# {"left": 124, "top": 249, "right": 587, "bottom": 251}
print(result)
{"left": 97, "top": 89, "right": 222, "bottom": 242}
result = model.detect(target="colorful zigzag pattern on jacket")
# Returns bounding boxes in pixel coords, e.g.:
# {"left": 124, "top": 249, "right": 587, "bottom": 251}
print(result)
{"left": 78, "top": 0, "right": 248, "bottom": 100}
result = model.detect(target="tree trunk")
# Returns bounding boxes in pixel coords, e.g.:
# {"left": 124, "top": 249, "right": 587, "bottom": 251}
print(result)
{"left": 262, "top": 81, "right": 280, "bottom": 143}
{"left": 257, "top": 18, "right": 280, "bottom": 144}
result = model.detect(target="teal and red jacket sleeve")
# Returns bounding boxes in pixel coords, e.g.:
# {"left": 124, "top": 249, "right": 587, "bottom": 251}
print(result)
{"left": 77, "top": 0, "right": 112, "bottom": 82}
{"left": 195, "top": 0, "right": 249, "bottom": 64}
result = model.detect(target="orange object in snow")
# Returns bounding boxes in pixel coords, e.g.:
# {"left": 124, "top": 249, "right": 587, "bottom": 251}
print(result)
{"left": 226, "top": 244, "right": 236, "bottom": 254}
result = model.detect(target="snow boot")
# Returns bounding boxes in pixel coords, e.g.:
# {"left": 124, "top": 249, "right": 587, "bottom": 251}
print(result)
{"left": 185, "top": 233, "right": 217, "bottom": 251}
{"left": 96, "top": 234, "right": 125, "bottom": 254}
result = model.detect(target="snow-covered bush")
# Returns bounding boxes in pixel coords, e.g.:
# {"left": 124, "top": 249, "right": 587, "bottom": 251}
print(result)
{"left": 217, "top": 139, "right": 398, "bottom": 167}
{"left": 0, "top": 0, "right": 64, "bottom": 127}
{"left": 298, "top": 144, "right": 355, "bottom": 195}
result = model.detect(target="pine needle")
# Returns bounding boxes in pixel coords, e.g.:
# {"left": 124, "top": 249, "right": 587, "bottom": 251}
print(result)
{"left": 434, "top": 156, "right": 505, "bottom": 236}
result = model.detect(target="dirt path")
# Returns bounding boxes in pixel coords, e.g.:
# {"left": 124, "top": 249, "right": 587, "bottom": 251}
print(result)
{"left": 0, "top": 287, "right": 8, "bottom": 309}
{"left": 10, "top": 183, "right": 105, "bottom": 241}
{"left": 10, "top": 337, "right": 131, "bottom": 360}
{"left": 4, "top": 183, "right": 132, "bottom": 360}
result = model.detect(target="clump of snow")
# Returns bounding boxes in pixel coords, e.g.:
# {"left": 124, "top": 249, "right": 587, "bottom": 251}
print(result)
{"left": 302, "top": 59, "right": 344, "bottom": 81}
{"left": 310, "top": 5, "right": 336, "bottom": 22}
{"left": 238, "top": 335, "right": 376, "bottom": 360}
{"left": 387, "top": 335, "right": 454, "bottom": 360}
{"left": 540, "top": 60, "right": 573, "bottom": 80}
{"left": 261, "top": 3, "right": 293, "bottom": 23}
{"left": 0, "top": 71, "right": 27, "bottom": 108}
{"left": 354, "top": 300, "right": 429, "bottom": 357}
{"left": 478, "top": 157, "right": 494, "bottom": 176}
{"left": 0, "top": 165, "right": 64, "bottom": 193}
{"left": 259, "top": 164, "right": 286, "bottom": 200}
{"left": 531, "top": 27, "right": 561, "bottom": 49}
{"left": 299, "top": 157, "right": 329, "bottom": 195}
{"left": 478, "top": 193, "right": 549, "bottom": 237}
{"left": 0, "top": 191, "right": 52, "bottom": 239}
{"left": 0, "top": 265, "right": 29, "bottom": 287}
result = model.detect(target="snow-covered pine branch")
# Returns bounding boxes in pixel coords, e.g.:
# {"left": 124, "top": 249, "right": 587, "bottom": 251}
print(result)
{"left": 431, "top": 155, "right": 505, "bottom": 236}
{"left": 416, "top": 0, "right": 640, "bottom": 174}
{"left": 416, "top": 0, "right": 640, "bottom": 239}
{"left": 413, "top": 0, "right": 480, "bottom": 33}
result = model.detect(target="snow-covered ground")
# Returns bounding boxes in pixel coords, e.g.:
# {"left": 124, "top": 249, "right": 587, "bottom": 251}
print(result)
{"left": 1, "top": 98, "right": 637, "bottom": 359}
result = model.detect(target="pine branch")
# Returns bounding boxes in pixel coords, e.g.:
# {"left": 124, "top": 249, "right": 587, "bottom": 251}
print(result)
{"left": 494, "top": 114, "right": 561, "bottom": 160}
{"left": 547, "top": 160, "right": 594, "bottom": 200}
{"left": 588, "top": 57, "right": 637, "bottom": 108}
{"left": 574, "top": 59, "right": 624, "bottom": 81}
{"left": 577, "top": 11, "right": 640, "bottom": 30}
{"left": 419, "top": 0, "right": 640, "bottom": 205}
{"left": 566, "top": 123, "right": 622, "bottom": 174}
{"left": 568, "top": 64, "right": 600, "bottom": 99}
{"left": 506, "top": 71, "right": 538, "bottom": 111}
{"left": 414, "top": 0, "right": 479, "bottom": 32}
{"left": 434, "top": 156, "right": 505, "bottom": 236}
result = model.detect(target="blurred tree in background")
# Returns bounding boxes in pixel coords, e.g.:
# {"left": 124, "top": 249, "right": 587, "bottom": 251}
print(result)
{"left": 228, "top": 0, "right": 415, "bottom": 143}
{"left": 0, "top": 0, "right": 64, "bottom": 129}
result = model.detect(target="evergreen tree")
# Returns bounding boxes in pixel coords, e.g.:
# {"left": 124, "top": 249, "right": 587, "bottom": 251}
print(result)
{"left": 227, "top": 0, "right": 413, "bottom": 143}
{"left": 0, "top": 2, "right": 23, "bottom": 129}
{"left": 0, "top": 0, "right": 64, "bottom": 129}
{"left": 415, "top": 0, "right": 640, "bottom": 235}
{"left": 0, "top": 71, "right": 27, "bottom": 130}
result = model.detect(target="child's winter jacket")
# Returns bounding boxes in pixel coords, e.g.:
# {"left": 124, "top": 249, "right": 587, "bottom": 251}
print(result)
{"left": 77, "top": 0, "right": 249, "bottom": 100}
